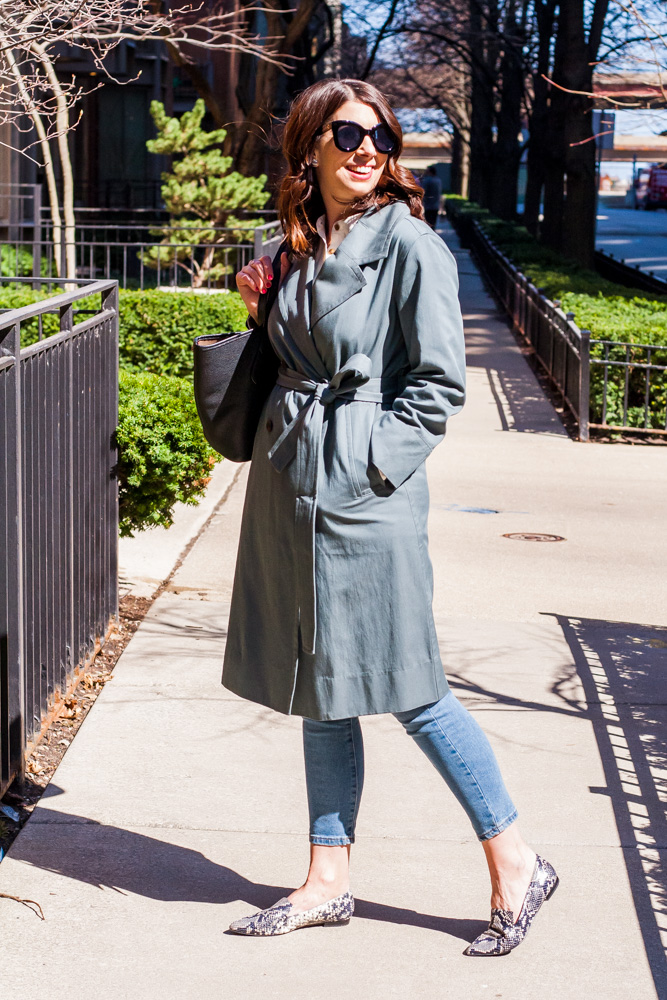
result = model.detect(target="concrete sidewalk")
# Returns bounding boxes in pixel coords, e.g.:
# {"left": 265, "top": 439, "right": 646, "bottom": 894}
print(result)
{"left": 2, "top": 222, "right": 666, "bottom": 1000}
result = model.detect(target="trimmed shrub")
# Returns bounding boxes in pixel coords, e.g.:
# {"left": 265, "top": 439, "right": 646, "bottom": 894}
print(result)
{"left": 117, "top": 288, "right": 247, "bottom": 377}
{"left": 445, "top": 196, "right": 667, "bottom": 341}
{"left": 4, "top": 286, "right": 239, "bottom": 533}
{"left": 117, "top": 369, "right": 219, "bottom": 537}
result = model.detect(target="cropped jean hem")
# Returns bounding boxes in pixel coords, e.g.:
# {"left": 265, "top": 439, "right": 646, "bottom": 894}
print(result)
{"left": 310, "top": 835, "right": 355, "bottom": 846}
{"left": 478, "top": 808, "right": 518, "bottom": 842}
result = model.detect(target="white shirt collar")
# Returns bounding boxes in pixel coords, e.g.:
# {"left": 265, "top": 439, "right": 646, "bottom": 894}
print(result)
{"left": 314, "top": 211, "right": 363, "bottom": 279}
{"left": 315, "top": 212, "right": 363, "bottom": 253}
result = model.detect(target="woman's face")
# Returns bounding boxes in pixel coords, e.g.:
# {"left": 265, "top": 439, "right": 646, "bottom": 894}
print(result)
{"left": 313, "top": 100, "right": 389, "bottom": 209}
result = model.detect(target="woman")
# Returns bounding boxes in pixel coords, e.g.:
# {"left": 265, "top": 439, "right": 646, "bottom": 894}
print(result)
{"left": 223, "top": 79, "right": 558, "bottom": 956}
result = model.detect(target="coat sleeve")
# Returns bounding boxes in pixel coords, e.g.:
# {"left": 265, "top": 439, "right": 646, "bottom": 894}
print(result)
{"left": 369, "top": 230, "right": 466, "bottom": 489}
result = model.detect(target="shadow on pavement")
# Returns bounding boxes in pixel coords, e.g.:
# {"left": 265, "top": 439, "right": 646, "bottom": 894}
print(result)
{"left": 552, "top": 615, "right": 667, "bottom": 998}
{"left": 10, "top": 809, "right": 485, "bottom": 943}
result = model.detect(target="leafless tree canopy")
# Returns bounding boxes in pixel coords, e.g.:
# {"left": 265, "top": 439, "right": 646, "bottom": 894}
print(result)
{"left": 346, "top": 0, "right": 667, "bottom": 265}
{"left": 0, "top": 1, "right": 291, "bottom": 150}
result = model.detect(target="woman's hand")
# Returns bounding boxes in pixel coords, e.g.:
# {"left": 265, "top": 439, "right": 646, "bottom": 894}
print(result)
{"left": 236, "top": 252, "right": 291, "bottom": 324}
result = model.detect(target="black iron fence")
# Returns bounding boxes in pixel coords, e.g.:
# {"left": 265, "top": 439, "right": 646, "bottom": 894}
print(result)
{"left": 0, "top": 218, "right": 282, "bottom": 291}
{"left": 589, "top": 339, "right": 667, "bottom": 435}
{"left": 451, "top": 213, "right": 667, "bottom": 440}
{"left": 0, "top": 278, "right": 119, "bottom": 795}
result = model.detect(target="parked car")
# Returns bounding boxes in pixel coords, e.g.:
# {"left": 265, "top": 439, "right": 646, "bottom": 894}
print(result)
{"left": 633, "top": 163, "right": 667, "bottom": 210}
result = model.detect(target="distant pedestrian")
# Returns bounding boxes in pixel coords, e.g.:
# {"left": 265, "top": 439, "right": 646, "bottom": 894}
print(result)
{"left": 225, "top": 77, "right": 558, "bottom": 956}
{"left": 421, "top": 164, "right": 442, "bottom": 229}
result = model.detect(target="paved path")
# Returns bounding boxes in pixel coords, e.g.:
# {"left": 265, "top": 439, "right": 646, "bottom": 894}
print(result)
{"left": 2, "top": 222, "right": 666, "bottom": 1000}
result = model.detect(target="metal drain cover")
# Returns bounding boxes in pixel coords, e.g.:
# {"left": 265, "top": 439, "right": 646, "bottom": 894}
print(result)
{"left": 502, "top": 532, "right": 565, "bottom": 542}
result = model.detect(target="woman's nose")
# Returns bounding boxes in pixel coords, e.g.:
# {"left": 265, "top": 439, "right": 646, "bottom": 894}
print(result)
{"left": 357, "top": 134, "right": 376, "bottom": 156}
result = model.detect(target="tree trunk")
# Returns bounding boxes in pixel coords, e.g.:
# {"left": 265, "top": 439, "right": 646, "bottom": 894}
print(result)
{"left": 540, "top": 4, "right": 568, "bottom": 253}
{"left": 229, "top": 0, "right": 319, "bottom": 177}
{"left": 523, "top": 0, "right": 556, "bottom": 235}
{"left": 490, "top": 2, "right": 524, "bottom": 220}
{"left": 451, "top": 126, "right": 472, "bottom": 199}
{"left": 32, "top": 42, "right": 76, "bottom": 281}
{"left": 467, "top": 0, "right": 495, "bottom": 207}
{"left": 540, "top": 0, "right": 610, "bottom": 265}
{"left": 561, "top": 0, "right": 610, "bottom": 265}
{"left": 0, "top": 33, "right": 63, "bottom": 275}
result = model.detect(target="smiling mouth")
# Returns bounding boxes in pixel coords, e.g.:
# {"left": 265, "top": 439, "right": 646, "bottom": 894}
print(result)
{"left": 345, "top": 164, "right": 374, "bottom": 178}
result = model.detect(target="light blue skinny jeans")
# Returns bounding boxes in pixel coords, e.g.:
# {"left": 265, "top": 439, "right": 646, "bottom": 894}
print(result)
{"left": 303, "top": 691, "right": 518, "bottom": 845}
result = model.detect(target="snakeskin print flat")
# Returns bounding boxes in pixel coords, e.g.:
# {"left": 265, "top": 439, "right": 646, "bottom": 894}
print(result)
{"left": 228, "top": 891, "right": 354, "bottom": 936}
{"left": 464, "top": 855, "right": 559, "bottom": 957}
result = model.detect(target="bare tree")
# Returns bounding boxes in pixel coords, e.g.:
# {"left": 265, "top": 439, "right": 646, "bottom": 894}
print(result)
{"left": 0, "top": 1, "right": 290, "bottom": 278}
{"left": 222, "top": 0, "right": 341, "bottom": 178}
{"left": 368, "top": 0, "right": 532, "bottom": 217}
{"left": 536, "top": 0, "right": 660, "bottom": 263}
{"left": 357, "top": 0, "right": 664, "bottom": 264}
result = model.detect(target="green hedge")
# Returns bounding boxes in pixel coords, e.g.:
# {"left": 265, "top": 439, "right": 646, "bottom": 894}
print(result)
{"left": 446, "top": 197, "right": 667, "bottom": 429}
{"left": 9, "top": 286, "right": 248, "bottom": 376}
{"left": 445, "top": 197, "right": 667, "bottom": 342}
{"left": 0, "top": 285, "right": 59, "bottom": 343}
{"left": 117, "top": 369, "right": 219, "bottom": 537}
{"left": 117, "top": 289, "right": 247, "bottom": 378}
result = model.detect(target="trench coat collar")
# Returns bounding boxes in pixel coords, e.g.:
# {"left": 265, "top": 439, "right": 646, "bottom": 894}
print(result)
{"left": 310, "top": 200, "right": 410, "bottom": 331}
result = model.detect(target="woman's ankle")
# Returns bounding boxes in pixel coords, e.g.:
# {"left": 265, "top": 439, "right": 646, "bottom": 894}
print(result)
{"left": 305, "top": 871, "right": 349, "bottom": 893}
{"left": 288, "top": 878, "right": 349, "bottom": 911}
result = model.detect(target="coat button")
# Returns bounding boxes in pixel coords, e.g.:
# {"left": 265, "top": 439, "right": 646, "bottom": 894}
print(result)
{"left": 266, "top": 418, "right": 273, "bottom": 432}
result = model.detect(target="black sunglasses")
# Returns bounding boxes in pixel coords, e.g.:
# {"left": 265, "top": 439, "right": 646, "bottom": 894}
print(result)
{"left": 319, "top": 119, "right": 398, "bottom": 155}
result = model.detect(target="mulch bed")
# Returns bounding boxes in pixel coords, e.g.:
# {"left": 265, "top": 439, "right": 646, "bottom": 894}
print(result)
{"left": 0, "top": 595, "right": 152, "bottom": 869}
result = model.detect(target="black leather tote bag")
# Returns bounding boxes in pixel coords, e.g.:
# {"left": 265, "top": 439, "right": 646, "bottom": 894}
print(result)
{"left": 193, "top": 241, "right": 287, "bottom": 462}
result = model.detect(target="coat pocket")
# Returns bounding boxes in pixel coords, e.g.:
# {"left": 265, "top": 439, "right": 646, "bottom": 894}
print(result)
{"left": 345, "top": 402, "right": 394, "bottom": 499}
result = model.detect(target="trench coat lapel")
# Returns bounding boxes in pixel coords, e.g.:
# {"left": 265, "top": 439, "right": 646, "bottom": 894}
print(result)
{"left": 277, "top": 254, "right": 330, "bottom": 376}
{"left": 309, "top": 202, "right": 409, "bottom": 332}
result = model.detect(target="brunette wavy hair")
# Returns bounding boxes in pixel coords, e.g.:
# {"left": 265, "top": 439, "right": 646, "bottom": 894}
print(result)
{"left": 277, "top": 78, "right": 424, "bottom": 257}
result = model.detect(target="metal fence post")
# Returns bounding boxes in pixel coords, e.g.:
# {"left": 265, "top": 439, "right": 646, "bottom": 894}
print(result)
{"left": 579, "top": 329, "right": 591, "bottom": 442}
{"left": 3, "top": 321, "right": 25, "bottom": 783}
{"left": 60, "top": 226, "right": 67, "bottom": 282}
{"left": 101, "top": 282, "right": 120, "bottom": 623}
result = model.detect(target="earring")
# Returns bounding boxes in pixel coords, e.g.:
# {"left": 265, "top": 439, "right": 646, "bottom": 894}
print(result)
{"left": 311, "top": 158, "right": 318, "bottom": 167}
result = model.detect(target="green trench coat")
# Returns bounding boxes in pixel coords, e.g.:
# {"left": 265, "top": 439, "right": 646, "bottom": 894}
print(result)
{"left": 222, "top": 201, "right": 466, "bottom": 720}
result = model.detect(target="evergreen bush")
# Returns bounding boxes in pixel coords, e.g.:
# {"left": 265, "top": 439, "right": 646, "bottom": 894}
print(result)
{"left": 0, "top": 245, "right": 52, "bottom": 278}
{"left": 3, "top": 278, "right": 246, "bottom": 536}
{"left": 118, "top": 288, "right": 247, "bottom": 377}
{"left": 142, "top": 100, "right": 270, "bottom": 287}
{"left": 116, "top": 369, "right": 219, "bottom": 537}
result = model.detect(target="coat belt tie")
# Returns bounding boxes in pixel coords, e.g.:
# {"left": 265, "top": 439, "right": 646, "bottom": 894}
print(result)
{"left": 268, "top": 353, "right": 401, "bottom": 655}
